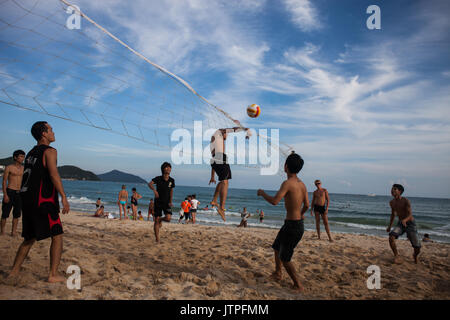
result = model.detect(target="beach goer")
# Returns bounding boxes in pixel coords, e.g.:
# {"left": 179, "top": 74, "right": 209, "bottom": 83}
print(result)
{"left": 117, "top": 185, "right": 128, "bottom": 220}
{"left": 259, "top": 209, "right": 264, "bottom": 223}
{"left": 148, "top": 162, "right": 175, "bottom": 243}
{"left": 237, "top": 207, "right": 251, "bottom": 228}
{"left": 209, "top": 122, "right": 251, "bottom": 221}
{"left": 96, "top": 198, "right": 101, "bottom": 209}
{"left": 257, "top": 152, "right": 309, "bottom": 292}
{"left": 178, "top": 206, "right": 185, "bottom": 223}
{"left": 1, "top": 150, "right": 25, "bottom": 236}
{"left": 190, "top": 194, "right": 200, "bottom": 224}
{"left": 138, "top": 211, "right": 144, "bottom": 221}
{"left": 182, "top": 197, "right": 192, "bottom": 224}
{"left": 386, "top": 184, "right": 421, "bottom": 264}
{"left": 9, "top": 121, "right": 70, "bottom": 283}
{"left": 94, "top": 205, "right": 105, "bottom": 217}
{"left": 422, "top": 234, "right": 433, "bottom": 243}
{"left": 148, "top": 198, "right": 154, "bottom": 221}
{"left": 131, "top": 187, "right": 143, "bottom": 220}
{"left": 311, "top": 180, "right": 332, "bottom": 242}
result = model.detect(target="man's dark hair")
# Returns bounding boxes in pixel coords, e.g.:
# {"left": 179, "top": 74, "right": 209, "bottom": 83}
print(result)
{"left": 161, "top": 162, "right": 171, "bottom": 174}
{"left": 132, "top": 188, "right": 136, "bottom": 191}
{"left": 192, "top": 194, "right": 196, "bottom": 198}
{"left": 13, "top": 149, "right": 25, "bottom": 159}
{"left": 31, "top": 121, "right": 48, "bottom": 141}
{"left": 393, "top": 184, "right": 404, "bottom": 194}
{"left": 285, "top": 152, "right": 304, "bottom": 174}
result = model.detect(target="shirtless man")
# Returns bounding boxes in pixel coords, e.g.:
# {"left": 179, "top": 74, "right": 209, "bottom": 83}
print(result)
{"left": 387, "top": 184, "right": 421, "bottom": 264}
{"left": 209, "top": 121, "right": 251, "bottom": 221}
{"left": 117, "top": 185, "right": 128, "bottom": 220}
{"left": 257, "top": 152, "right": 309, "bottom": 292}
{"left": 1, "top": 150, "right": 25, "bottom": 236}
{"left": 311, "top": 180, "right": 332, "bottom": 242}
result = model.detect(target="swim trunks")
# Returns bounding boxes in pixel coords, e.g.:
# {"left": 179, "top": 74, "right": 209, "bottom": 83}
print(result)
{"left": 211, "top": 153, "right": 232, "bottom": 181}
{"left": 119, "top": 200, "right": 126, "bottom": 205}
{"left": 389, "top": 220, "right": 421, "bottom": 248}
{"left": 313, "top": 205, "right": 326, "bottom": 215}
{"left": 272, "top": 219, "right": 304, "bottom": 262}
{"left": 1, "top": 188, "right": 22, "bottom": 219}
{"left": 20, "top": 145, "right": 63, "bottom": 241}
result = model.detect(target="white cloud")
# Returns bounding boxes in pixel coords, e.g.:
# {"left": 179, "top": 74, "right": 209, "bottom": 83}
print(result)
{"left": 282, "top": 0, "right": 322, "bottom": 32}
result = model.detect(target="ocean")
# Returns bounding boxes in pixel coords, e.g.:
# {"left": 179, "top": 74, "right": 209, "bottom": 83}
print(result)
{"left": 48, "top": 180, "right": 450, "bottom": 244}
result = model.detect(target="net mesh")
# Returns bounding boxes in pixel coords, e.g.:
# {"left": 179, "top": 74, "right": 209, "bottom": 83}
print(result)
{"left": 0, "top": 0, "right": 292, "bottom": 174}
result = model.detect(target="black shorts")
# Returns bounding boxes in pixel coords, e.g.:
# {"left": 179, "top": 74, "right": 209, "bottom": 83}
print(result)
{"left": 22, "top": 201, "right": 63, "bottom": 241}
{"left": 154, "top": 203, "right": 172, "bottom": 218}
{"left": 314, "top": 205, "right": 326, "bottom": 215}
{"left": 1, "top": 188, "right": 22, "bottom": 219}
{"left": 211, "top": 163, "right": 232, "bottom": 181}
{"left": 272, "top": 219, "right": 304, "bottom": 262}
{"left": 184, "top": 212, "right": 191, "bottom": 220}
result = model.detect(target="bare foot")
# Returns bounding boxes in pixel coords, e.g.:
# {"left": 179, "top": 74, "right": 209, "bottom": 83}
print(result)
{"left": 394, "top": 256, "right": 403, "bottom": 264}
{"left": 328, "top": 238, "right": 333, "bottom": 242}
{"left": 270, "top": 272, "right": 282, "bottom": 282}
{"left": 48, "top": 274, "right": 66, "bottom": 283}
{"left": 216, "top": 207, "right": 226, "bottom": 221}
{"left": 292, "top": 283, "right": 304, "bottom": 293}
{"left": 11, "top": 233, "right": 18, "bottom": 237}
{"left": 5, "top": 273, "right": 20, "bottom": 286}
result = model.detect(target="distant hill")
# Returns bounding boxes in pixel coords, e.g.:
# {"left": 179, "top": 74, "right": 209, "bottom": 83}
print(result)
{"left": 0, "top": 156, "right": 13, "bottom": 166}
{"left": 97, "top": 170, "right": 147, "bottom": 184}
{"left": 58, "top": 165, "right": 100, "bottom": 181}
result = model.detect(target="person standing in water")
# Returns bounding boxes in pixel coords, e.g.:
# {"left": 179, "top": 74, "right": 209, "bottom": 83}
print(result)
{"left": 117, "top": 185, "right": 128, "bottom": 220}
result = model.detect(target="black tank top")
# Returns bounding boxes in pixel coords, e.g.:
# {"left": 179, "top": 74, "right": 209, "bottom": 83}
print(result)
{"left": 20, "top": 144, "right": 59, "bottom": 210}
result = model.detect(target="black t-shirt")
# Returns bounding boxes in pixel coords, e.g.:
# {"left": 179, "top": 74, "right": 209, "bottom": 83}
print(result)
{"left": 151, "top": 175, "right": 175, "bottom": 206}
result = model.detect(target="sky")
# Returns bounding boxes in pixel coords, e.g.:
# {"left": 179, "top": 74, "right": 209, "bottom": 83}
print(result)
{"left": 0, "top": 0, "right": 449, "bottom": 198}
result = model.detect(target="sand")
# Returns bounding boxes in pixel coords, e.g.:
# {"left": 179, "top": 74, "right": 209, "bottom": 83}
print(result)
{"left": 0, "top": 211, "right": 449, "bottom": 300}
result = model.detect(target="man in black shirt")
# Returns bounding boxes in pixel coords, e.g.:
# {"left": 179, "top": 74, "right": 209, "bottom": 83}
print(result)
{"left": 9, "top": 121, "right": 70, "bottom": 283}
{"left": 148, "top": 162, "right": 175, "bottom": 243}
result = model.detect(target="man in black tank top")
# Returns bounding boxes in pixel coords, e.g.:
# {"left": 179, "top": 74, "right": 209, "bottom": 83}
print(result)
{"left": 9, "top": 121, "right": 70, "bottom": 283}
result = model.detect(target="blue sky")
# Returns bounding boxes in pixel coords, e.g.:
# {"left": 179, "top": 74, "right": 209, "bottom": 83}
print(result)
{"left": 0, "top": 0, "right": 449, "bottom": 198}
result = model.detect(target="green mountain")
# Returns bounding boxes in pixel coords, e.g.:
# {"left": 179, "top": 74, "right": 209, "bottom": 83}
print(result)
{"left": 58, "top": 165, "right": 100, "bottom": 181}
{"left": 97, "top": 170, "right": 147, "bottom": 184}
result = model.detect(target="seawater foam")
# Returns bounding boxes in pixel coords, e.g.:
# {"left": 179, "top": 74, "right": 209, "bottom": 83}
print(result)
{"left": 68, "top": 196, "right": 95, "bottom": 205}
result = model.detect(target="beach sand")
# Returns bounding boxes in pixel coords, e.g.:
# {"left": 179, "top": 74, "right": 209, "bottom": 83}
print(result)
{"left": 0, "top": 211, "right": 449, "bottom": 300}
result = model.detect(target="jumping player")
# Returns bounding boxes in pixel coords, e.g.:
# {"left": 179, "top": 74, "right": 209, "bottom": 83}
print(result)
{"left": 9, "top": 121, "right": 70, "bottom": 283}
{"left": 209, "top": 121, "right": 250, "bottom": 221}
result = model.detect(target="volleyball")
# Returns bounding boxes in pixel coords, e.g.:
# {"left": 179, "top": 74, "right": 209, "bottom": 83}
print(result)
{"left": 247, "top": 104, "right": 261, "bottom": 118}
